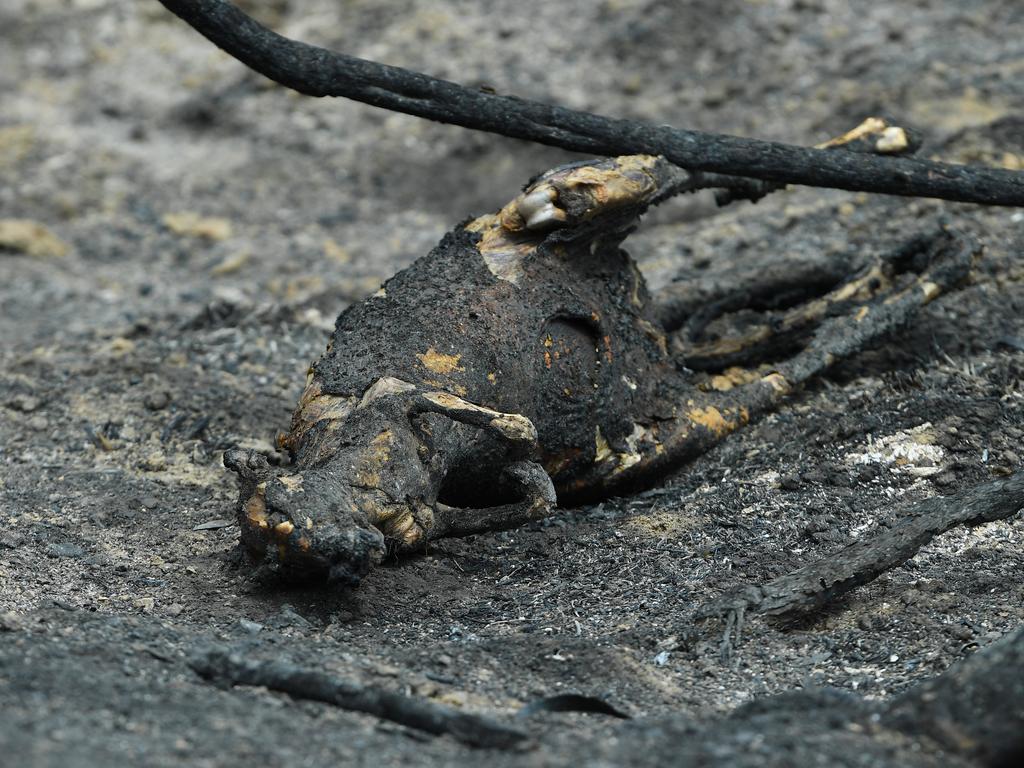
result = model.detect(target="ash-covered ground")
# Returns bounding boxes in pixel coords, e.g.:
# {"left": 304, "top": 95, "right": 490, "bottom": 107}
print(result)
{"left": 1, "top": 1, "right": 1023, "bottom": 766}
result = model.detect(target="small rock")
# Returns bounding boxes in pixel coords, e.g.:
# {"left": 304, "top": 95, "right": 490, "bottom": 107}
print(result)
{"left": 1002, "top": 450, "right": 1020, "bottom": 465}
{"left": 916, "top": 579, "right": 947, "bottom": 593}
{"left": 6, "top": 394, "right": 42, "bottom": 412}
{"left": 948, "top": 624, "right": 973, "bottom": 642}
{"left": 139, "top": 451, "right": 168, "bottom": 472}
{"left": 653, "top": 650, "right": 671, "bottom": 666}
{"left": 0, "top": 532, "right": 25, "bottom": 549}
{"left": 0, "top": 218, "right": 69, "bottom": 258}
{"left": 46, "top": 542, "right": 85, "bottom": 559}
{"left": 413, "top": 680, "right": 440, "bottom": 697}
{"left": 162, "top": 211, "right": 232, "bottom": 241}
{"left": 906, "top": 465, "right": 942, "bottom": 478}
{"left": 425, "top": 671, "right": 456, "bottom": 685}
{"left": 900, "top": 589, "right": 922, "bottom": 606}
{"left": 0, "top": 612, "right": 25, "bottom": 632}
{"left": 144, "top": 390, "right": 171, "bottom": 411}
{"left": 780, "top": 474, "right": 801, "bottom": 491}
{"left": 99, "top": 337, "right": 135, "bottom": 358}
{"left": 140, "top": 495, "right": 160, "bottom": 509}
{"left": 167, "top": 603, "right": 185, "bottom": 617}
{"left": 266, "top": 606, "right": 311, "bottom": 629}
{"left": 435, "top": 690, "right": 468, "bottom": 708}
{"left": 134, "top": 597, "right": 156, "bottom": 612}
{"left": 238, "top": 618, "right": 264, "bottom": 634}
{"left": 210, "top": 250, "right": 250, "bottom": 276}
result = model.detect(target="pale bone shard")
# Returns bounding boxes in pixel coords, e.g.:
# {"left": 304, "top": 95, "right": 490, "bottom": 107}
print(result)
{"left": 816, "top": 116, "right": 912, "bottom": 155}
{"left": 359, "top": 376, "right": 416, "bottom": 408}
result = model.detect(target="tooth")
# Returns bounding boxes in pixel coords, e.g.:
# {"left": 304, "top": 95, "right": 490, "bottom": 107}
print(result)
{"left": 525, "top": 202, "right": 567, "bottom": 230}
{"left": 517, "top": 186, "right": 555, "bottom": 218}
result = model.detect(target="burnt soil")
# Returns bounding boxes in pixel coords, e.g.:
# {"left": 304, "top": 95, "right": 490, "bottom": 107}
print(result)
{"left": 2, "top": 1, "right": 1024, "bottom": 766}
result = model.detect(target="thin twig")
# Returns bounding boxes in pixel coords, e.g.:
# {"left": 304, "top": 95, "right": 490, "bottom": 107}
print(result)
{"left": 156, "top": 0, "right": 1024, "bottom": 206}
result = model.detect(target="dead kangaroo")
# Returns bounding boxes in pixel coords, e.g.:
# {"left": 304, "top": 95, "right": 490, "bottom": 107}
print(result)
{"left": 225, "top": 154, "right": 976, "bottom": 585}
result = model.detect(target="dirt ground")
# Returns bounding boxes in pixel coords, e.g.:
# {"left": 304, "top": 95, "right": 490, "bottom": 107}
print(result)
{"left": 2, "top": 1, "right": 1023, "bottom": 766}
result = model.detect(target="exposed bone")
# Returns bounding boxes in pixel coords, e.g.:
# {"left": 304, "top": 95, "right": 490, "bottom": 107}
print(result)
{"left": 415, "top": 391, "right": 539, "bottom": 451}
{"left": 358, "top": 376, "right": 417, "bottom": 408}
{"left": 518, "top": 186, "right": 565, "bottom": 230}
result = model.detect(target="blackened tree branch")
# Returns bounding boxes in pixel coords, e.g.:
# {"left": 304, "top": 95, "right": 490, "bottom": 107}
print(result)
{"left": 156, "top": 0, "right": 1024, "bottom": 207}
{"left": 190, "top": 647, "right": 527, "bottom": 749}
{"left": 697, "top": 471, "right": 1024, "bottom": 621}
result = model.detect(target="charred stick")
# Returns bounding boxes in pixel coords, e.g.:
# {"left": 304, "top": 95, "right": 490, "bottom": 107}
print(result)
{"left": 697, "top": 471, "right": 1024, "bottom": 621}
{"left": 189, "top": 647, "right": 527, "bottom": 749}
{"left": 156, "top": 0, "right": 1024, "bottom": 206}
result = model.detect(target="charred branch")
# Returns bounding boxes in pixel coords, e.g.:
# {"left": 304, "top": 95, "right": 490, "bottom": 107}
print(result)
{"left": 189, "top": 646, "right": 528, "bottom": 749}
{"left": 697, "top": 472, "right": 1024, "bottom": 622}
{"left": 156, "top": 0, "right": 1024, "bottom": 207}
{"left": 192, "top": 629, "right": 1024, "bottom": 764}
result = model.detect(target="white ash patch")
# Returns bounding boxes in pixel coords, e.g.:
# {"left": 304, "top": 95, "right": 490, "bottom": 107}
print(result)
{"left": 753, "top": 470, "right": 781, "bottom": 487}
{"left": 845, "top": 423, "right": 946, "bottom": 477}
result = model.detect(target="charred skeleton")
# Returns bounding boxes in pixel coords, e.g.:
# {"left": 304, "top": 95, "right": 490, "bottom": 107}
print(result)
{"left": 225, "top": 154, "right": 976, "bottom": 585}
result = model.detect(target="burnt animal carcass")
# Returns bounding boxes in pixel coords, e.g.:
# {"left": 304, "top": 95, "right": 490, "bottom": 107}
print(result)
{"left": 225, "top": 155, "right": 975, "bottom": 585}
